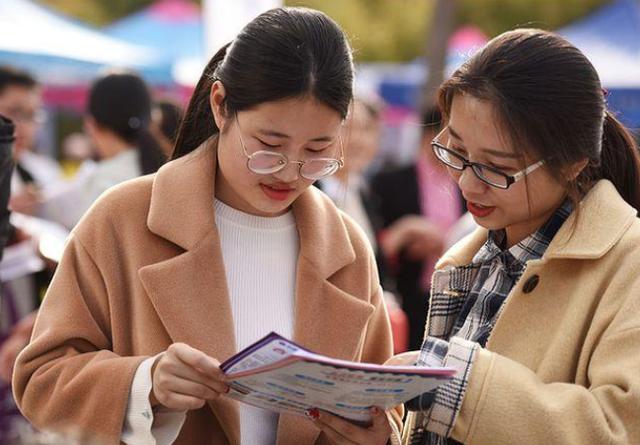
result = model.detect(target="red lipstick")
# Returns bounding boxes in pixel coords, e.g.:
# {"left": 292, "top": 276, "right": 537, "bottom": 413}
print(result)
{"left": 467, "top": 202, "right": 496, "bottom": 218}
{"left": 260, "top": 184, "right": 294, "bottom": 201}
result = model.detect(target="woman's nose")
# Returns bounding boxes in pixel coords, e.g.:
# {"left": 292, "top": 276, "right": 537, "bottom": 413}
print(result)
{"left": 457, "top": 166, "right": 488, "bottom": 196}
{"left": 273, "top": 161, "right": 301, "bottom": 182}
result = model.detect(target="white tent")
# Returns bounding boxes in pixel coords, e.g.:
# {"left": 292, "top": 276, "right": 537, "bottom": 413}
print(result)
{"left": 0, "top": 0, "right": 168, "bottom": 85}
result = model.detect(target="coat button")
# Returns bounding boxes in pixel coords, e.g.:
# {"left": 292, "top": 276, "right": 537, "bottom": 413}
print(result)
{"left": 522, "top": 275, "right": 540, "bottom": 294}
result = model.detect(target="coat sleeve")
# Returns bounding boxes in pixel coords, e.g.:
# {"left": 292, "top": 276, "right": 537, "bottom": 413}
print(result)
{"left": 451, "top": 322, "right": 640, "bottom": 444}
{"left": 12, "top": 233, "right": 148, "bottom": 445}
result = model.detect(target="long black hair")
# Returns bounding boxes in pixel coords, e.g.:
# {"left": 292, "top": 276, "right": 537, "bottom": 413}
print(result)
{"left": 438, "top": 28, "right": 640, "bottom": 210}
{"left": 172, "top": 7, "right": 354, "bottom": 159}
{"left": 88, "top": 72, "right": 166, "bottom": 175}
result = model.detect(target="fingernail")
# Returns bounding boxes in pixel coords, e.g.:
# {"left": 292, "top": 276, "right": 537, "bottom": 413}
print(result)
{"left": 305, "top": 408, "right": 320, "bottom": 420}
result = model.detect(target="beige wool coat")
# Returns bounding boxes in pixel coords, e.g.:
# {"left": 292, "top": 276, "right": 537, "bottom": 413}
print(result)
{"left": 13, "top": 139, "right": 402, "bottom": 445}
{"left": 403, "top": 180, "right": 640, "bottom": 445}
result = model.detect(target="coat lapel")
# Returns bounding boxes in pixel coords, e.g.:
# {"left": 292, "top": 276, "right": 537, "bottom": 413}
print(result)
{"left": 138, "top": 231, "right": 240, "bottom": 445}
{"left": 138, "top": 140, "right": 241, "bottom": 445}
{"left": 276, "top": 188, "right": 376, "bottom": 445}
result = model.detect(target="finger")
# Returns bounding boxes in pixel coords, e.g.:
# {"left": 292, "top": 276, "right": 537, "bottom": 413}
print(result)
{"left": 173, "top": 366, "right": 229, "bottom": 394}
{"left": 158, "top": 391, "right": 206, "bottom": 411}
{"left": 369, "top": 407, "right": 392, "bottom": 434}
{"left": 157, "top": 355, "right": 228, "bottom": 394}
{"left": 169, "top": 343, "right": 222, "bottom": 375}
{"left": 313, "top": 410, "right": 365, "bottom": 444}
{"left": 316, "top": 426, "right": 357, "bottom": 445}
{"left": 162, "top": 376, "right": 223, "bottom": 401}
{"left": 312, "top": 416, "right": 358, "bottom": 445}
{"left": 384, "top": 350, "right": 420, "bottom": 366}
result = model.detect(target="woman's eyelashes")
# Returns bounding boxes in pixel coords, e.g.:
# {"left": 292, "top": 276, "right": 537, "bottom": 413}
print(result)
{"left": 256, "top": 137, "right": 331, "bottom": 154}
{"left": 257, "top": 138, "right": 281, "bottom": 149}
{"left": 487, "top": 162, "right": 513, "bottom": 171}
{"left": 453, "top": 145, "right": 515, "bottom": 171}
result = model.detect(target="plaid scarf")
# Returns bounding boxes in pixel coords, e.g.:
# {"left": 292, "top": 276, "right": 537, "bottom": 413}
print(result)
{"left": 406, "top": 201, "right": 572, "bottom": 445}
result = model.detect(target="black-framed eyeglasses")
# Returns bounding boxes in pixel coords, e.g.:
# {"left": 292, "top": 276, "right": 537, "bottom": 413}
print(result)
{"left": 235, "top": 116, "right": 344, "bottom": 181}
{"left": 431, "top": 127, "right": 545, "bottom": 189}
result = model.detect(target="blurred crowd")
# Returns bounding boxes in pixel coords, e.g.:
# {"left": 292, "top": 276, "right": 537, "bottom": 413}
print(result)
{"left": 0, "top": 61, "right": 480, "bottom": 441}
{"left": 0, "top": 65, "right": 184, "bottom": 441}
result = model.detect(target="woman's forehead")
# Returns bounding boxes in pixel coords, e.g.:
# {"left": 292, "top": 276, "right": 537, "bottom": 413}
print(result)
{"left": 449, "top": 95, "right": 521, "bottom": 157}
{"left": 239, "top": 97, "right": 343, "bottom": 140}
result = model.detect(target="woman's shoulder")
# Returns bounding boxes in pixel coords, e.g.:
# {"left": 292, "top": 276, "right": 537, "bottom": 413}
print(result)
{"left": 72, "top": 174, "right": 155, "bottom": 242}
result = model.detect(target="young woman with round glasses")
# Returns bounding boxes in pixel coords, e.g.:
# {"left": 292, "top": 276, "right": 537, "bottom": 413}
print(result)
{"left": 13, "top": 8, "right": 401, "bottom": 445}
{"left": 397, "top": 28, "right": 640, "bottom": 444}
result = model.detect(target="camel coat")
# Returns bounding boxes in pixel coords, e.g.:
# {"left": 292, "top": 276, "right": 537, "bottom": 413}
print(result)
{"left": 13, "top": 139, "right": 402, "bottom": 445}
{"left": 403, "top": 180, "right": 640, "bottom": 444}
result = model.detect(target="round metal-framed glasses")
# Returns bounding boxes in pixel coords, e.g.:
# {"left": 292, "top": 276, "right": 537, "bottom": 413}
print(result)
{"left": 235, "top": 116, "right": 344, "bottom": 181}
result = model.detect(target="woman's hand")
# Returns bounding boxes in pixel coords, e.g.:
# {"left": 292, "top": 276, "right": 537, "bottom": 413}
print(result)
{"left": 150, "top": 342, "right": 230, "bottom": 411}
{"left": 384, "top": 350, "right": 420, "bottom": 366}
{"left": 380, "top": 215, "right": 444, "bottom": 262}
{"left": 308, "top": 406, "right": 391, "bottom": 445}
{"left": 9, "top": 185, "right": 41, "bottom": 215}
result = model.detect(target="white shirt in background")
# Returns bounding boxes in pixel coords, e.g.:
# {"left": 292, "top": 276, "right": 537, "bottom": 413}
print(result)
{"left": 39, "top": 149, "right": 141, "bottom": 229}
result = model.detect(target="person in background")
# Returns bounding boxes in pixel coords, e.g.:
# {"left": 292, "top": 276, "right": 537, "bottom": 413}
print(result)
{"left": 0, "top": 66, "right": 61, "bottom": 216}
{"left": 399, "top": 28, "right": 640, "bottom": 444}
{"left": 319, "top": 97, "right": 410, "bottom": 352}
{"left": 0, "top": 114, "right": 15, "bottom": 259}
{"left": 39, "top": 71, "right": 166, "bottom": 230}
{"left": 13, "top": 8, "right": 401, "bottom": 445}
{"left": 0, "top": 69, "right": 60, "bottom": 438}
{"left": 59, "top": 132, "right": 95, "bottom": 178}
{"left": 0, "top": 72, "right": 167, "bottom": 414}
{"left": 319, "top": 97, "right": 383, "bottom": 252}
{"left": 371, "top": 107, "right": 464, "bottom": 351}
{"left": 150, "top": 99, "right": 185, "bottom": 158}
{"left": 0, "top": 113, "right": 18, "bottom": 441}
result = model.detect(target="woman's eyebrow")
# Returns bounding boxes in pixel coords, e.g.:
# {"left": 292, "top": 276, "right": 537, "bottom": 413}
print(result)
{"left": 480, "top": 148, "right": 521, "bottom": 159}
{"left": 256, "top": 128, "right": 334, "bottom": 142}
{"left": 449, "top": 125, "right": 519, "bottom": 159}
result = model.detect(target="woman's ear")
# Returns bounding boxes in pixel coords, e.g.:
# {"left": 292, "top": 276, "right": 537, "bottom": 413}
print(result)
{"left": 564, "top": 158, "right": 589, "bottom": 181}
{"left": 210, "top": 81, "right": 228, "bottom": 131}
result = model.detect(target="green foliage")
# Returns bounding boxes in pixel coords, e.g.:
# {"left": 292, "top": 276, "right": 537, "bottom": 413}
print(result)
{"left": 286, "top": 0, "right": 609, "bottom": 62}
{"left": 457, "top": 0, "right": 609, "bottom": 36}
{"left": 41, "top": 0, "right": 160, "bottom": 26}
{"left": 286, "top": 0, "right": 432, "bottom": 62}
{"left": 41, "top": 0, "right": 610, "bottom": 61}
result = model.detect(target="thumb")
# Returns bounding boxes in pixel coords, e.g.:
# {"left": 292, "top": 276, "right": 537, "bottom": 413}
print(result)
{"left": 369, "top": 406, "right": 390, "bottom": 431}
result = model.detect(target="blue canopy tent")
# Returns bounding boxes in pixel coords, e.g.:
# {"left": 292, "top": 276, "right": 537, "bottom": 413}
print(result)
{"left": 560, "top": 0, "right": 640, "bottom": 128}
{"left": 105, "top": 0, "right": 204, "bottom": 87}
{"left": 0, "top": 0, "right": 171, "bottom": 88}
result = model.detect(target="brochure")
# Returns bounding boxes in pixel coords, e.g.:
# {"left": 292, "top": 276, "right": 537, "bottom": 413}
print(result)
{"left": 220, "top": 332, "right": 456, "bottom": 424}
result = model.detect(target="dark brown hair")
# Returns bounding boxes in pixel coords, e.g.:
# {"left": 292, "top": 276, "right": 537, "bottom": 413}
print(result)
{"left": 438, "top": 28, "right": 640, "bottom": 210}
{"left": 88, "top": 72, "right": 166, "bottom": 175}
{"left": 0, "top": 65, "right": 37, "bottom": 95}
{"left": 172, "top": 7, "right": 354, "bottom": 159}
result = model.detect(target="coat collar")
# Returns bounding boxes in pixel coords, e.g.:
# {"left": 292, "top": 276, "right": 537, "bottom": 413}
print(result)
{"left": 141, "top": 137, "right": 370, "bottom": 444}
{"left": 437, "top": 180, "right": 637, "bottom": 268}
